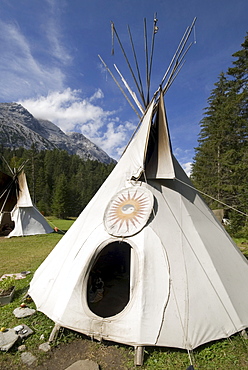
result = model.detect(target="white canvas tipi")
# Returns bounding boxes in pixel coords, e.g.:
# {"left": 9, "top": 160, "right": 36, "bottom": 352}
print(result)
{"left": 29, "top": 91, "right": 248, "bottom": 352}
{"left": 0, "top": 167, "right": 53, "bottom": 237}
{"left": 29, "top": 18, "right": 248, "bottom": 363}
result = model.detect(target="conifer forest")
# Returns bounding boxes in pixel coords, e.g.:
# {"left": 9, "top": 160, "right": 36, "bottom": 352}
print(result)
{"left": 191, "top": 34, "right": 248, "bottom": 236}
{"left": 0, "top": 147, "right": 115, "bottom": 219}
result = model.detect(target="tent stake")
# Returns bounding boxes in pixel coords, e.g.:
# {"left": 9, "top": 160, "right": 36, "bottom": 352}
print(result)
{"left": 241, "top": 329, "right": 248, "bottom": 339}
{"left": 48, "top": 323, "right": 61, "bottom": 342}
{"left": 134, "top": 346, "right": 145, "bottom": 366}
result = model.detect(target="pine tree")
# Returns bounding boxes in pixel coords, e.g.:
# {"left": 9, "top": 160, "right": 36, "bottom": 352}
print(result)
{"left": 191, "top": 34, "right": 248, "bottom": 235}
{"left": 51, "top": 173, "right": 70, "bottom": 219}
{"left": 227, "top": 34, "right": 248, "bottom": 232}
{"left": 0, "top": 147, "right": 115, "bottom": 219}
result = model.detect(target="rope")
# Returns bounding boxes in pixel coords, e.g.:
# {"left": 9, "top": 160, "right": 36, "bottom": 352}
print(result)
{"left": 187, "top": 349, "right": 194, "bottom": 367}
{"left": 175, "top": 178, "right": 248, "bottom": 218}
{"left": 45, "top": 217, "right": 65, "bottom": 234}
{"left": 141, "top": 172, "right": 246, "bottom": 352}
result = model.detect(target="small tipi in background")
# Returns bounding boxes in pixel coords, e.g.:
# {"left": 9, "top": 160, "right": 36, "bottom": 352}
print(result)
{"left": 29, "top": 17, "right": 248, "bottom": 366}
{"left": 0, "top": 164, "right": 53, "bottom": 237}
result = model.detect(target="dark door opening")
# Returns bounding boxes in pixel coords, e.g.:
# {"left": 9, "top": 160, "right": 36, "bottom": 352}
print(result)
{"left": 0, "top": 213, "right": 15, "bottom": 236}
{"left": 87, "top": 241, "right": 131, "bottom": 318}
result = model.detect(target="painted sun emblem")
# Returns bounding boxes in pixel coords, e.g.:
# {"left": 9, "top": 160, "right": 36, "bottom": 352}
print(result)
{"left": 104, "top": 186, "right": 154, "bottom": 237}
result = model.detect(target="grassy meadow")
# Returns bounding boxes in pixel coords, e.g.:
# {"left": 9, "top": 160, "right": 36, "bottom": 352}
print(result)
{"left": 0, "top": 217, "right": 74, "bottom": 276}
{"left": 0, "top": 219, "right": 248, "bottom": 369}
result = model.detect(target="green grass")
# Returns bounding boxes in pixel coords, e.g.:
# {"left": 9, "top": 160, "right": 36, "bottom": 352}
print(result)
{"left": 0, "top": 224, "right": 248, "bottom": 369}
{"left": 0, "top": 218, "right": 74, "bottom": 369}
{"left": 234, "top": 238, "right": 248, "bottom": 258}
{"left": 0, "top": 217, "right": 75, "bottom": 276}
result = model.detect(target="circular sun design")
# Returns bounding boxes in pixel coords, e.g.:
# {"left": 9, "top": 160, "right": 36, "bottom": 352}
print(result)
{"left": 104, "top": 186, "right": 154, "bottom": 237}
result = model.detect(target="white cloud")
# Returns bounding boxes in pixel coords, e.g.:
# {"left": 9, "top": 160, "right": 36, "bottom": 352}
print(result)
{"left": 0, "top": 20, "right": 65, "bottom": 101}
{"left": 19, "top": 89, "right": 134, "bottom": 159}
{"left": 182, "top": 162, "right": 192, "bottom": 177}
{"left": 18, "top": 88, "right": 110, "bottom": 132}
{"left": 43, "top": 0, "right": 72, "bottom": 65}
{"left": 0, "top": 1, "right": 73, "bottom": 102}
{"left": 173, "top": 147, "right": 193, "bottom": 176}
{"left": 93, "top": 121, "right": 129, "bottom": 156}
{"left": 89, "top": 89, "right": 104, "bottom": 102}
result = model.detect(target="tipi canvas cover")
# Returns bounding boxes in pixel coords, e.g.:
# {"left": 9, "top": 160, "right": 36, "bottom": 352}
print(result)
{"left": 0, "top": 169, "right": 53, "bottom": 237}
{"left": 29, "top": 92, "right": 248, "bottom": 351}
{"left": 0, "top": 170, "right": 17, "bottom": 234}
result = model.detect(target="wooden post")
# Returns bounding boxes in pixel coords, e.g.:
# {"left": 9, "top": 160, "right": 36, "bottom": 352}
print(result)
{"left": 241, "top": 329, "right": 248, "bottom": 339}
{"left": 134, "top": 346, "right": 145, "bottom": 366}
{"left": 48, "top": 323, "right": 61, "bottom": 342}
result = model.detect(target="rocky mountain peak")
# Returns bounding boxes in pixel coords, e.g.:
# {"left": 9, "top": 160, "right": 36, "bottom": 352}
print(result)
{"left": 0, "top": 103, "right": 115, "bottom": 164}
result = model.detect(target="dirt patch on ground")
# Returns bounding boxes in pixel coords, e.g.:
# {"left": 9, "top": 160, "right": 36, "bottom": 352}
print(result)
{"left": 0, "top": 338, "right": 136, "bottom": 370}
{"left": 35, "top": 338, "right": 134, "bottom": 370}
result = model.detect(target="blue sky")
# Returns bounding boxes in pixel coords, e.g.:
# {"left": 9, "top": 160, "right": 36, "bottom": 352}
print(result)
{"left": 0, "top": 0, "right": 247, "bottom": 174}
